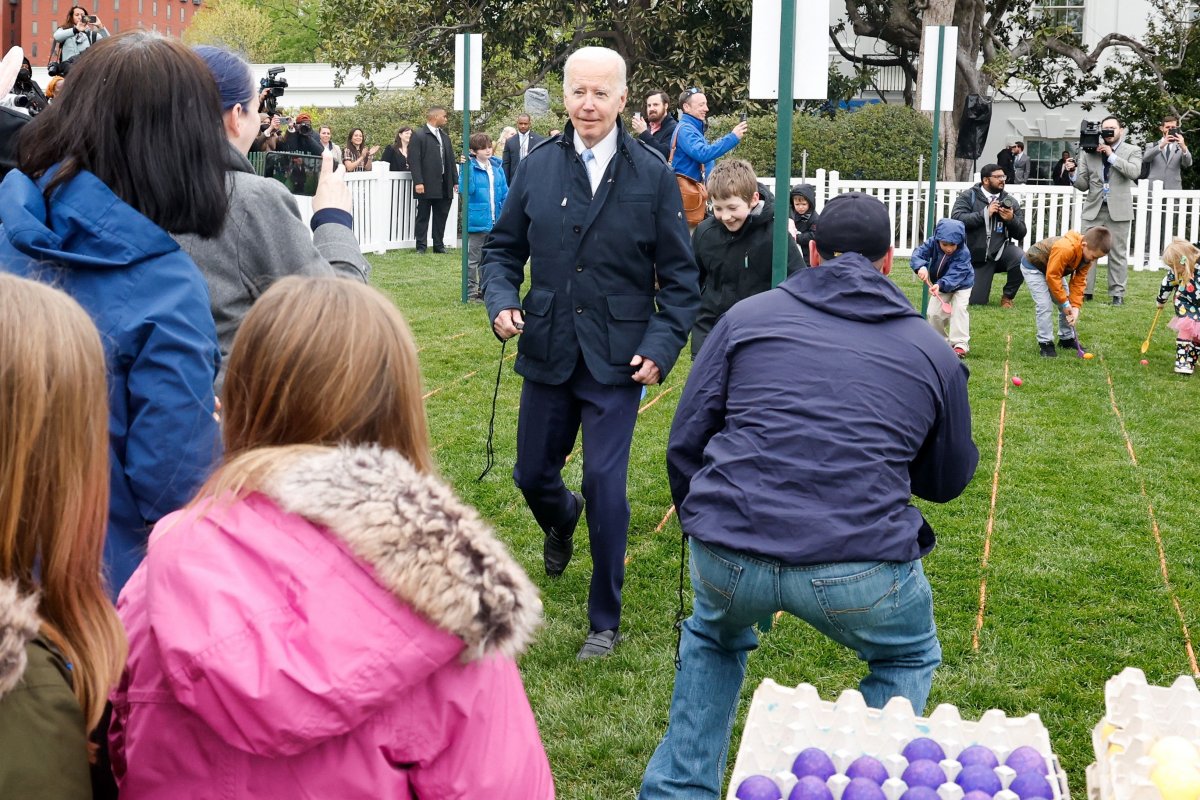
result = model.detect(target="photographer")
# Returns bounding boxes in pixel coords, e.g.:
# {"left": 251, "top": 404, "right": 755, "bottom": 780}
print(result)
{"left": 11, "top": 57, "right": 48, "bottom": 116}
{"left": 279, "top": 112, "right": 322, "bottom": 156}
{"left": 251, "top": 112, "right": 282, "bottom": 153}
{"left": 1069, "top": 115, "right": 1142, "bottom": 304}
{"left": 180, "top": 47, "right": 370, "bottom": 392}
{"left": 1143, "top": 115, "right": 1191, "bottom": 190}
{"left": 952, "top": 164, "right": 1028, "bottom": 307}
{"left": 52, "top": 7, "right": 109, "bottom": 62}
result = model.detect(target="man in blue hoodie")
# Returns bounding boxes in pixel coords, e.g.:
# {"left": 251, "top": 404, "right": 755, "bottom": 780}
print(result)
{"left": 640, "top": 192, "right": 979, "bottom": 800}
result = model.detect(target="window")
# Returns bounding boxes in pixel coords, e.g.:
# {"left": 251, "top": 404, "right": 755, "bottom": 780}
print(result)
{"left": 1026, "top": 139, "right": 1075, "bottom": 185}
{"left": 139, "top": 0, "right": 143, "bottom": 11}
{"left": 1035, "top": 0, "right": 1085, "bottom": 37}
{"left": 31, "top": 0, "right": 37, "bottom": 14}
{"left": 179, "top": 8, "right": 184, "bottom": 21}
{"left": 166, "top": 4, "right": 171, "bottom": 18}
{"left": 153, "top": 1, "right": 158, "bottom": 15}
{"left": 52, "top": 0, "right": 58, "bottom": 13}
{"left": 32, "top": 43, "right": 38, "bottom": 59}
{"left": 114, "top": 0, "right": 119, "bottom": 9}
{"left": 31, "top": 21, "right": 38, "bottom": 35}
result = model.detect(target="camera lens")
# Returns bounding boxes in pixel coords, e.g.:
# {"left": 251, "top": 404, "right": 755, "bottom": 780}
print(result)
{"left": 1101, "top": 129, "right": 1116, "bottom": 137}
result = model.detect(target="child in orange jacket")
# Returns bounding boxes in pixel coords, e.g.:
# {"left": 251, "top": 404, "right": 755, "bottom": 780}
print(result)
{"left": 1020, "top": 227, "right": 1112, "bottom": 357}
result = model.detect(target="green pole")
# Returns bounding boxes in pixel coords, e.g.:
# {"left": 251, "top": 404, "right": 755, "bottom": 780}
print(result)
{"left": 921, "top": 25, "right": 946, "bottom": 316}
{"left": 460, "top": 33, "right": 472, "bottom": 304}
{"left": 772, "top": 0, "right": 797, "bottom": 287}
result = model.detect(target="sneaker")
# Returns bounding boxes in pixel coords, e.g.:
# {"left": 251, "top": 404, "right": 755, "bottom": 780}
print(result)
{"left": 544, "top": 491, "right": 583, "bottom": 577}
{"left": 1176, "top": 362, "right": 1195, "bottom": 375}
{"left": 1000, "top": 296, "right": 1015, "bottom": 309}
{"left": 577, "top": 628, "right": 621, "bottom": 660}
{"left": 1039, "top": 342, "right": 1058, "bottom": 358}
{"left": 1084, "top": 293, "right": 1094, "bottom": 301}
{"left": 1057, "top": 337, "right": 1078, "bottom": 350}
{"left": 1111, "top": 296, "right": 1124, "bottom": 306}
{"left": 953, "top": 347, "right": 967, "bottom": 359}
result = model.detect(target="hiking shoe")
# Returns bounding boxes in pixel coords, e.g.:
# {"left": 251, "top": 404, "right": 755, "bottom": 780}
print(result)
{"left": 1111, "top": 296, "right": 1124, "bottom": 306}
{"left": 1000, "top": 296, "right": 1015, "bottom": 309}
{"left": 544, "top": 491, "right": 583, "bottom": 577}
{"left": 953, "top": 347, "right": 967, "bottom": 359}
{"left": 1057, "top": 337, "right": 1078, "bottom": 350}
{"left": 577, "top": 629, "right": 621, "bottom": 660}
{"left": 1039, "top": 342, "right": 1058, "bottom": 358}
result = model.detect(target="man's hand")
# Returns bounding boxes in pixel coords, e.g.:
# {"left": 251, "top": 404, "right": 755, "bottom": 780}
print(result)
{"left": 631, "top": 115, "right": 648, "bottom": 135}
{"left": 1176, "top": 133, "right": 1188, "bottom": 152}
{"left": 493, "top": 308, "right": 524, "bottom": 340}
{"left": 987, "top": 200, "right": 1001, "bottom": 215}
{"left": 998, "top": 205, "right": 1015, "bottom": 221}
{"left": 916, "top": 267, "right": 929, "bottom": 281}
{"left": 630, "top": 355, "right": 661, "bottom": 385}
{"left": 1065, "top": 306, "right": 1080, "bottom": 326}
{"left": 312, "top": 153, "right": 352, "bottom": 215}
{"left": 1097, "top": 143, "right": 1113, "bottom": 157}
{"left": 732, "top": 121, "right": 749, "bottom": 140}
{"left": 415, "top": 183, "right": 425, "bottom": 194}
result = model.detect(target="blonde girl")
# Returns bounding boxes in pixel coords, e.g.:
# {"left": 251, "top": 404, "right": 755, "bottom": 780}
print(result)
{"left": 1157, "top": 238, "right": 1200, "bottom": 374}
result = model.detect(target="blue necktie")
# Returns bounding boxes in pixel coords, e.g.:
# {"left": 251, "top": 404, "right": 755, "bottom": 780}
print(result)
{"left": 581, "top": 148, "right": 596, "bottom": 191}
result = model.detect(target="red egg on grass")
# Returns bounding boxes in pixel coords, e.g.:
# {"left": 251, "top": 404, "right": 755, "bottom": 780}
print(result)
{"left": 1012, "top": 376, "right": 1023, "bottom": 387}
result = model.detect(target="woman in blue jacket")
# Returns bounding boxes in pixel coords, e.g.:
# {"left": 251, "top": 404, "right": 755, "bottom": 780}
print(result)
{"left": 0, "top": 32, "right": 226, "bottom": 596}
{"left": 462, "top": 131, "right": 509, "bottom": 302}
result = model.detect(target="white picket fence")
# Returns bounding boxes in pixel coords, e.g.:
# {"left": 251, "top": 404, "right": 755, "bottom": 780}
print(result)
{"left": 305, "top": 164, "right": 1200, "bottom": 270}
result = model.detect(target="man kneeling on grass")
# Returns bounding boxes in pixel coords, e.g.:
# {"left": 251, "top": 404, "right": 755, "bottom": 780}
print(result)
{"left": 638, "top": 192, "right": 979, "bottom": 800}
{"left": 1020, "top": 227, "right": 1112, "bottom": 358}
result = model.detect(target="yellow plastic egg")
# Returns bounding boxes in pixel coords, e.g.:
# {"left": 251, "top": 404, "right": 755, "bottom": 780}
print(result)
{"left": 1151, "top": 736, "right": 1200, "bottom": 766}
{"left": 1150, "top": 763, "right": 1200, "bottom": 800}
{"left": 1083, "top": 352, "right": 1095, "bottom": 359}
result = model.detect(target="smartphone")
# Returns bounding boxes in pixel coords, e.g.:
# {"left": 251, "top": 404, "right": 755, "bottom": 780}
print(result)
{"left": 262, "top": 152, "right": 322, "bottom": 196}
{"left": 633, "top": 111, "right": 642, "bottom": 121}
{"left": 740, "top": 111, "right": 748, "bottom": 122}
{"left": 279, "top": 116, "right": 291, "bottom": 127}
{"left": 84, "top": 15, "right": 97, "bottom": 23}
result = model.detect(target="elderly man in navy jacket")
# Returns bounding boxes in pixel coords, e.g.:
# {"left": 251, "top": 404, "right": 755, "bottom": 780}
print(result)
{"left": 640, "top": 192, "right": 978, "bottom": 799}
{"left": 482, "top": 46, "right": 699, "bottom": 660}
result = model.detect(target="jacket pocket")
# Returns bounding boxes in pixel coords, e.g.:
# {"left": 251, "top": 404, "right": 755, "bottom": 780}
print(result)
{"left": 519, "top": 288, "right": 555, "bottom": 362}
{"left": 606, "top": 293, "right": 654, "bottom": 364}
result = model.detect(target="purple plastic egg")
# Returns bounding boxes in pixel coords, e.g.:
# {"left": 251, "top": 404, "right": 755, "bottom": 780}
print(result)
{"left": 737, "top": 774, "right": 783, "bottom": 800}
{"left": 1008, "top": 772, "right": 1054, "bottom": 800}
{"left": 963, "top": 791, "right": 995, "bottom": 800}
{"left": 843, "top": 777, "right": 888, "bottom": 800}
{"left": 1006, "top": 746, "right": 1049, "bottom": 776}
{"left": 792, "top": 748, "right": 837, "bottom": 781}
{"left": 901, "top": 786, "right": 942, "bottom": 800}
{"left": 846, "top": 755, "right": 889, "bottom": 785}
{"left": 958, "top": 745, "right": 1000, "bottom": 770}
{"left": 902, "top": 759, "right": 947, "bottom": 790}
{"left": 790, "top": 775, "right": 835, "bottom": 800}
{"left": 957, "top": 764, "right": 1002, "bottom": 796}
{"left": 903, "top": 737, "right": 947, "bottom": 764}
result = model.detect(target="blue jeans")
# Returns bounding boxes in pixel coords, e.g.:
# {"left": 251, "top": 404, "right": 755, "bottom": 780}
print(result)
{"left": 639, "top": 539, "right": 941, "bottom": 800}
{"left": 1020, "top": 260, "right": 1072, "bottom": 344}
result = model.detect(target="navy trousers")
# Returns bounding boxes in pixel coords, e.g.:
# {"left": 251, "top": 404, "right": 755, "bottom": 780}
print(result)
{"left": 514, "top": 356, "right": 642, "bottom": 632}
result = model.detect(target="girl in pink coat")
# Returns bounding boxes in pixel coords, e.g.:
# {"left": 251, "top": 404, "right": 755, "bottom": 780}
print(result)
{"left": 110, "top": 276, "right": 555, "bottom": 799}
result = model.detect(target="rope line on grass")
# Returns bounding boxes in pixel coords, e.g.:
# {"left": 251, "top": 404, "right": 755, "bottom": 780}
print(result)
{"left": 973, "top": 334, "right": 1012, "bottom": 651}
{"left": 1103, "top": 363, "right": 1200, "bottom": 675}
{"left": 421, "top": 353, "right": 515, "bottom": 401}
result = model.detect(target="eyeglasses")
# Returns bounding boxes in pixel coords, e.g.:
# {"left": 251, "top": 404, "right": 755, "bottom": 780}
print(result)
{"left": 988, "top": 174, "right": 1007, "bottom": 180}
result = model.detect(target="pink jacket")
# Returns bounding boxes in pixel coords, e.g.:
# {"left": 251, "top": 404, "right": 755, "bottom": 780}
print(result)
{"left": 110, "top": 445, "right": 554, "bottom": 799}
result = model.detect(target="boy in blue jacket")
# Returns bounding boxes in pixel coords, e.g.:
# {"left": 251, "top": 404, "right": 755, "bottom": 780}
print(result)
{"left": 911, "top": 218, "right": 974, "bottom": 357}
{"left": 461, "top": 131, "right": 509, "bottom": 302}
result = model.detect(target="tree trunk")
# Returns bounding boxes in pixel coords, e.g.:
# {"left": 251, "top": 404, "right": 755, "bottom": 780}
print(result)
{"left": 914, "top": 0, "right": 978, "bottom": 180}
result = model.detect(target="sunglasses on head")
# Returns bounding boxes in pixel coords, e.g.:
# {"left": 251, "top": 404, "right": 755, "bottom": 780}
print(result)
{"left": 683, "top": 87, "right": 702, "bottom": 99}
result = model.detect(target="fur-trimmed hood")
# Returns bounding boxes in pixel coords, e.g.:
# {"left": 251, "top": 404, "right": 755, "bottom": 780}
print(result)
{"left": 265, "top": 445, "right": 542, "bottom": 660}
{"left": 0, "top": 579, "right": 40, "bottom": 699}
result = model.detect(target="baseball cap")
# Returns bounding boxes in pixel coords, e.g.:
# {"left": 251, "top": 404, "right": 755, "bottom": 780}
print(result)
{"left": 295, "top": 112, "right": 312, "bottom": 123}
{"left": 813, "top": 192, "right": 893, "bottom": 261}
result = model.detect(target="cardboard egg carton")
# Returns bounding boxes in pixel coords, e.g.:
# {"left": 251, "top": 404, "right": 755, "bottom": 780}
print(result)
{"left": 727, "top": 680, "right": 1069, "bottom": 800}
{"left": 1085, "top": 668, "right": 1200, "bottom": 800}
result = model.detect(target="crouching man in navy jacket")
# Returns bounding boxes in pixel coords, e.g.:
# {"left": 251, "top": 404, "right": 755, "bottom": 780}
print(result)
{"left": 482, "top": 46, "right": 699, "bottom": 661}
{"left": 640, "top": 192, "right": 978, "bottom": 799}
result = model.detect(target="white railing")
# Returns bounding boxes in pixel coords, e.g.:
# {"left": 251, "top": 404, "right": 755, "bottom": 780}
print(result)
{"left": 766, "top": 170, "right": 1200, "bottom": 269}
{"left": 306, "top": 163, "right": 1196, "bottom": 269}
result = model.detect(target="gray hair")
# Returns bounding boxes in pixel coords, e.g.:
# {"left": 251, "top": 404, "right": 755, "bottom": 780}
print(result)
{"left": 563, "top": 47, "right": 627, "bottom": 91}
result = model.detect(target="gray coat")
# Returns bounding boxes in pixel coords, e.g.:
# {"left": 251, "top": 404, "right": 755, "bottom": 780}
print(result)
{"left": 1072, "top": 138, "right": 1142, "bottom": 221}
{"left": 175, "top": 144, "right": 371, "bottom": 391}
{"left": 1142, "top": 141, "right": 1193, "bottom": 190}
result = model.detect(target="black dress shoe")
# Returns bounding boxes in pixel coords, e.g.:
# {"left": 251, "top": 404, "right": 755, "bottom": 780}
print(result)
{"left": 432, "top": 245, "right": 447, "bottom": 254}
{"left": 577, "top": 628, "right": 621, "bottom": 660}
{"left": 415, "top": 245, "right": 427, "bottom": 254}
{"left": 544, "top": 491, "right": 583, "bottom": 577}
{"left": 1084, "top": 293, "right": 1093, "bottom": 301}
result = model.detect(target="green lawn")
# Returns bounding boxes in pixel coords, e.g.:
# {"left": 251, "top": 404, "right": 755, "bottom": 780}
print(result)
{"left": 371, "top": 250, "right": 1198, "bottom": 800}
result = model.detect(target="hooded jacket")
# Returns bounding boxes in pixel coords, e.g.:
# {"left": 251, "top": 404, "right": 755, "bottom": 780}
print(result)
{"left": 788, "top": 183, "right": 820, "bottom": 254}
{"left": 670, "top": 113, "right": 741, "bottom": 183}
{"left": 460, "top": 154, "right": 510, "bottom": 233}
{"left": 668, "top": 253, "right": 978, "bottom": 565}
{"left": 910, "top": 218, "right": 975, "bottom": 294}
{"left": 111, "top": 445, "right": 554, "bottom": 800}
{"left": 950, "top": 184, "right": 1028, "bottom": 265}
{"left": 0, "top": 581, "right": 93, "bottom": 799}
{"left": 174, "top": 143, "right": 371, "bottom": 393}
{"left": 690, "top": 182, "right": 805, "bottom": 356}
{"left": 0, "top": 168, "right": 222, "bottom": 596}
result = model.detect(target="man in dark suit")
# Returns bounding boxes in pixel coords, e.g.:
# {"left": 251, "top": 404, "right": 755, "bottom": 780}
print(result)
{"left": 483, "top": 46, "right": 699, "bottom": 661}
{"left": 629, "top": 89, "right": 677, "bottom": 160}
{"left": 501, "top": 114, "right": 546, "bottom": 183}
{"left": 408, "top": 106, "right": 458, "bottom": 253}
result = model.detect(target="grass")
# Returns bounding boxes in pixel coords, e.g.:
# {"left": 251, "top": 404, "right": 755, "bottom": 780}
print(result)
{"left": 371, "top": 250, "right": 1198, "bottom": 800}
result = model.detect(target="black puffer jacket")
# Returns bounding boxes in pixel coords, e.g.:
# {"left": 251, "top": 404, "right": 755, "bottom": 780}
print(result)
{"left": 789, "top": 183, "right": 820, "bottom": 255}
{"left": 691, "top": 183, "right": 805, "bottom": 357}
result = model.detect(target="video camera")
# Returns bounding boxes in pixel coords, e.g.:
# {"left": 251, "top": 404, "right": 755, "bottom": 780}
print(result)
{"left": 259, "top": 66, "right": 288, "bottom": 117}
{"left": 1079, "top": 120, "right": 1102, "bottom": 153}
